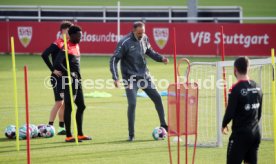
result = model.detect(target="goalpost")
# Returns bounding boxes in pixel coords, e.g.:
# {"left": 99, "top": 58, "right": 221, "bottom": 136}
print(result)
{"left": 184, "top": 57, "right": 274, "bottom": 147}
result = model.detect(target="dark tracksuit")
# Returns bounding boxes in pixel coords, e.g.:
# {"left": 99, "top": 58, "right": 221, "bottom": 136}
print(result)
{"left": 54, "top": 41, "right": 86, "bottom": 137}
{"left": 110, "top": 32, "right": 167, "bottom": 137}
{"left": 222, "top": 80, "right": 263, "bottom": 164}
{"left": 41, "top": 38, "right": 64, "bottom": 101}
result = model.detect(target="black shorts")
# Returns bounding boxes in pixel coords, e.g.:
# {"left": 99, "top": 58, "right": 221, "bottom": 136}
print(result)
{"left": 51, "top": 74, "right": 63, "bottom": 101}
{"left": 227, "top": 131, "right": 261, "bottom": 164}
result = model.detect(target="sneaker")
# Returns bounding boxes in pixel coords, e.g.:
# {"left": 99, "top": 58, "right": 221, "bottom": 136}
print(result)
{"left": 127, "top": 135, "right": 135, "bottom": 142}
{"left": 78, "top": 135, "right": 92, "bottom": 141}
{"left": 161, "top": 124, "right": 168, "bottom": 132}
{"left": 65, "top": 137, "right": 82, "bottom": 142}
{"left": 57, "top": 127, "right": 66, "bottom": 135}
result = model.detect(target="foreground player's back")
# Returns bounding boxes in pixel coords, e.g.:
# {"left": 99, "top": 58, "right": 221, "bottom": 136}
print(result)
{"left": 228, "top": 80, "right": 263, "bottom": 133}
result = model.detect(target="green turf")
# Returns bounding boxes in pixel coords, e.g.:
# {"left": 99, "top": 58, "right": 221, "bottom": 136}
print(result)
{"left": 0, "top": 0, "right": 275, "bottom": 17}
{"left": 0, "top": 55, "right": 274, "bottom": 163}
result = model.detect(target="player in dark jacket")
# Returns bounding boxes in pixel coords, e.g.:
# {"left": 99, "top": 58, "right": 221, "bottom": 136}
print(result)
{"left": 41, "top": 21, "right": 73, "bottom": 135}
{"left": 54, "top": 25, "right": 91, "bottom": 142}
{"left": 222, "top": 57, "right": 263, "bottom": 164}
{"left": 110, "top": 21, "right": 169, "bottom": 141}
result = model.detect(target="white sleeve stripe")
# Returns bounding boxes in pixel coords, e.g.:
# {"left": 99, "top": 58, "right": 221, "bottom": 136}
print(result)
{"left": 112, "top": 57, "right": 118, "bottom": 80}
{"left": 112, "top": 37, "right": 130, "bottom": 80}
{"left": 122, "top": 37, "right": 131, "bottom": 45}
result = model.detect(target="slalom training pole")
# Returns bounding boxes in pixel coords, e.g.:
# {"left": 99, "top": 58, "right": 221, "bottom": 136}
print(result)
{"left": 24, "top": 65, "right": 31, "bottom": 164}
{"left": 271, "top": 48, "right": 276, "bottom": 163}
{"left": 220, "top": 26, "right": 228, "bottom": 109}
{"left": 184, "top": 60, "right": 189, "bottom": 164}
{"left": 173, "top": 27, "right": 181, "bottom": 164}
{"left": 10, "top": 36, "right": 20, "bottom": 151}
{"left": 167, "top": 30, "right": 173, "bottom": 163}
{"left": 177, "top": 59, "right": 191, "bottom": 164}
{"left": 63, "top": 34, "right": 78, "bottom": 144}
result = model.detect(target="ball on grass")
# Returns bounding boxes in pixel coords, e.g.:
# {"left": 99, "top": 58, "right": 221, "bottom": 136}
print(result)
{"left": 152, "top": 127, "right": 167, "bottom": 140}
{"left": 38, "top": 124, "right": 55, "bottom": 138}
{"left": 5, "top": 125, "right": 16, "bottom": 139}
{"left": 30, "top": 124, "right": 39, "bottom": 138}
{"left": 19, "top": 124, "right": 32, "bottom": 140}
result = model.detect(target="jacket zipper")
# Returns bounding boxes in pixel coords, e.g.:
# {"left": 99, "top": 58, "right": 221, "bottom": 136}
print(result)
{"left": 139, "top": 41, "right": 146, "bottom": 64}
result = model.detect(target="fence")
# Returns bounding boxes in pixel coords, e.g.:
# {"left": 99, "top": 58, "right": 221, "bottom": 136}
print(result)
{"left": 0, "top": 5, "right": 244, "bottom": 23}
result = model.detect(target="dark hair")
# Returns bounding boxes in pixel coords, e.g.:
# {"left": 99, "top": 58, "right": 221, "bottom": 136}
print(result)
{"left": 68, "top": 25, "right": 82, "bottom": 36}
{"left": 133, "top": 21, "right": 145, "bottom": 29}
{"left": 234, "top": 56, "right": 249, "bottom": 75}
{"left": 59, "top": 21, "right": 73, "bottom": 31}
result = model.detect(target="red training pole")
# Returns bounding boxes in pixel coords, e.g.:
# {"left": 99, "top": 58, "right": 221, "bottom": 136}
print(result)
{"left": 24, "top": 65, "right": 31, "bottom": 164}
{"left": 173, "top": 27, "right": 181, "bottom": 164}
{"left": 173, "top": 29, "right": 178, "bottom": 85}
{"left": 220, "top": 26, "right": 228, "bottom": 109}
{"left": 185, "top": 76, "right": 188, "bottom": 164}
{"left": 192, "top": 84, "right": 199, "bottom": 164}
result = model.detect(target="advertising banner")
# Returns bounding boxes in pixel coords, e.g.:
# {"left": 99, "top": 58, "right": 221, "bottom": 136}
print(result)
{"left": 0, "top": 22, "right": 275, "bottom": 56}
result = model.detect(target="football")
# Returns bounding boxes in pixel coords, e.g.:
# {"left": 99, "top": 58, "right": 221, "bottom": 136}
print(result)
{"left": 5, "top": 125, "right": 16, "bottom": 139}
{"left": 152, "top": 127, "right": 167, "bottom": 140}
{"left": 30, "top": 124, "right": 39, "bottom": 138}
{"left": 44, "top": 125, "right": 55, "bottom": 138}
{"left": 38, "top": 124, "right": 55, "bottom": 138}
{"left": 19, "top": 124, "right": 32, "bottom": 140}
{"left": 37, "top": 124, "right": 47, "bottom": 137}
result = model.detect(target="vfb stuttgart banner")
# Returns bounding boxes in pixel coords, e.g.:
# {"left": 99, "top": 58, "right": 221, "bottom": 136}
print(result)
{"left": 0, "top": 22, "right": 275, "bottom": 56}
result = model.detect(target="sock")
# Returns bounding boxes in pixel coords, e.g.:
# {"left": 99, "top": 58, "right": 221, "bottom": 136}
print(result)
{"left": 59, "top": 122, "right": 65, "bottom": 128}
{"left": 66, "top": 133, "right": 72, "bottom": 138}
{"left": 48, "top": 122, "right": 54, "bottom": 125}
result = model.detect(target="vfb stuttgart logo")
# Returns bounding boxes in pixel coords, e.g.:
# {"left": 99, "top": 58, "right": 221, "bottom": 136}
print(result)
{"left": 153, "top": 28, "right": 169, "bottom": 49}
{"left": 17, "top": 26, "right": 32, "bottom": 48}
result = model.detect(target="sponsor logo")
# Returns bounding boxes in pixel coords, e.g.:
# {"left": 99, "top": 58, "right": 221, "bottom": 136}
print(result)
{"left": 17, "top": 26, "right": 32, "bottom": 48}
{"left": 241, "top": 89, "right": 248, "bottom": 96}
{"left": 153, "top": 28, "right": 169, "bottom": 49}
{"left": 252, "top": 103, "right": 260, "bottom": 109}
{"left": 248, "top": 87, "right": 260, "bottom": 93}
{"left": 244, "top": 103, "right": 260, "bottom": 111}
{"left": 56, "top": 31, "right": 123, "bottom": 43}
{"left": 245, "top": 104, "right": 251, "bottom": 111}
{"left": 240, "top": 88, "right": 260, "bottom": 96}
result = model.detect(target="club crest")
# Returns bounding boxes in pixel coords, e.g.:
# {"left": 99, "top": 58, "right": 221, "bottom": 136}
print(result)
{"left": 153, "top": 28, "right": 169, "bottom": 49}
{"left": 18, "top": 26, "right": 32, "bottom": 48}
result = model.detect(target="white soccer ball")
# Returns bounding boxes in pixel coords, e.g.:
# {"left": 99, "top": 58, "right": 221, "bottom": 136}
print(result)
{"left": 44, "top": 125, "right": 55, "bottom": 138}
{"left": 30, "top": 124, "right": 39, "bottom": 138}
{"left": 5, "top": 125, "right": 16, "bottom": 139}
{"left": 19, "top": 124, "right": 32, "bottom": 140}
{"left": 38, "top": 124, "right": 55, "bottom": 138}
{"left": 152, "top": 127, "right": 167, "bottom": 140}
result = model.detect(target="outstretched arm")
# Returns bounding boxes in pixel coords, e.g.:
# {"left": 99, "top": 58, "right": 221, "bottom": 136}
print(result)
{"left": 145, "top": 37, "right": 168, "bottom": 63}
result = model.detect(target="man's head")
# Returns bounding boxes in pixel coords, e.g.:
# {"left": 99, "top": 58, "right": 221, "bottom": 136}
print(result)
{"left": 60, "top": 21, "right": 73, "bottom": 37}
{"left": 234, "top": 56, "right": 249, "bottom": 78}
{"left": 132, "top": 21, "right": 145, "bottom": 40}
{"left": 68, "top": 25, "right": 82, "bottom": 44}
